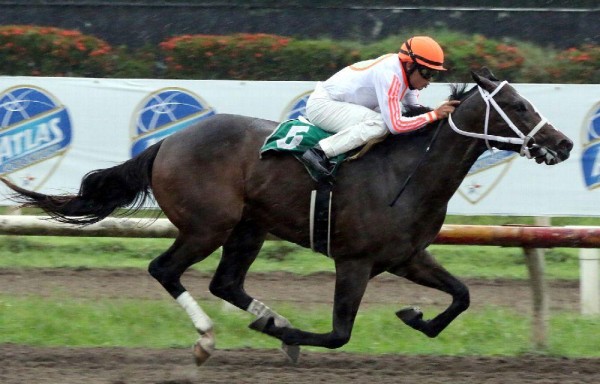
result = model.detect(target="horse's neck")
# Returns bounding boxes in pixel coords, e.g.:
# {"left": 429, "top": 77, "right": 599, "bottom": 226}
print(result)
{"left": 391, "top": 122, "right": 485, "bottom": 203}
{"left": 433, "top": 126, "right": 484, "bottom": 190}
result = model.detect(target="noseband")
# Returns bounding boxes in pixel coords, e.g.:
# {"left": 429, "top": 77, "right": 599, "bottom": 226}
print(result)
{"left": 448, "top": 80, "right": 548, "bottom": 159}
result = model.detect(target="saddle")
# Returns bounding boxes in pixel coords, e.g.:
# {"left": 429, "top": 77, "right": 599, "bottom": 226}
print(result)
{"left": 261, "top": 117, "right": 344, "bottom": 181}
{"left": 260, "top": 117, "right": 385, "bottom": 180}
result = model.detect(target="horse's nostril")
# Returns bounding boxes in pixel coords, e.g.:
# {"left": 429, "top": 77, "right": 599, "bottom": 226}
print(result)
{"left": 557, "top": 138, "right": 573, "bottom": 162}
{"left": 561, "top": 139, "right": 574, "bottom": 152}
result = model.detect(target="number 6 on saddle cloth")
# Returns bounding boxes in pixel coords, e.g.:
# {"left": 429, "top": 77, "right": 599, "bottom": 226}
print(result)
{"left": 261, "top": 117, "right": 346, "bottom": 180}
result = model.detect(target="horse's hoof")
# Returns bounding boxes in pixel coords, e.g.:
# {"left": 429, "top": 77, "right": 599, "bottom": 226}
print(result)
{"left": 396, "top": 306, "right": 423, "bottom": 328}
{"left": 192, "top": 331, "right": 215, "bottom": 366}
{"left": 280, "top": 343, "right": 300, "bottom": 364}
{"left": 193, "top": 342, "right": 211, "bottom": 366}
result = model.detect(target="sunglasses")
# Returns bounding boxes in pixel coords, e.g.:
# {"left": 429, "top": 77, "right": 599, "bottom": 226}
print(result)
{"left": 417, "top": 66, "right": 437, "bottom": 80}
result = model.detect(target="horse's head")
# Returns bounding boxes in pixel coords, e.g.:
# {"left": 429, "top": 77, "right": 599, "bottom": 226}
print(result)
{"left": 450, "top": 68, "right": 573, "bottom": 165}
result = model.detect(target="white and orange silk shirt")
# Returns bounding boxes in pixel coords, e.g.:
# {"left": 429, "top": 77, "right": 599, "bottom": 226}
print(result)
{"left": 320, "top": 54, "right": 440, "bottom": 134}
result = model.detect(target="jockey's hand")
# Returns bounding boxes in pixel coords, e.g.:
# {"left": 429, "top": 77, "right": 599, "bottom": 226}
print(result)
{"left": 434, "top": 100, "right": 460, "bottom": 119}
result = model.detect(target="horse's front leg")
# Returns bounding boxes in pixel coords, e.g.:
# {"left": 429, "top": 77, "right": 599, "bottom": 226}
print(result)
{"left": 209, "top": 219, "right": 300, "bottom": 362}
{"left": 253, "top": 258, "right": 371, "bottom": 349}
{"left": 389, "top": 249, "right": 470, "bottom": 338}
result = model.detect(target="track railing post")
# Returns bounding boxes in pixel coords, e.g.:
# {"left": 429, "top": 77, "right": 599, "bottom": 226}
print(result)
{"left": 579, "top": 248, "right": 600, "bottom": 315}
{"left": 522, "top": 216, "right": 550, "bottom": 350}
{"left": 523, "top": 247, "right": 548, "bottom": 350}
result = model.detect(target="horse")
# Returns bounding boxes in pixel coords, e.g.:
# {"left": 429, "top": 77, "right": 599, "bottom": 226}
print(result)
{"left": 1, "top": 68, "right": 572, "bottom": 365}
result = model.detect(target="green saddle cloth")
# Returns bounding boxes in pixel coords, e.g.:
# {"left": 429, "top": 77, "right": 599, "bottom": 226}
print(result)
{"left": 260, "top": 118, "right": 346, "bottom": 180}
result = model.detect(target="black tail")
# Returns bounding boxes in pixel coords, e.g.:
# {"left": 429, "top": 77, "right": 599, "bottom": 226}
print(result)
{"left": 1, "top": 141, "right": 163, "bottom": 225}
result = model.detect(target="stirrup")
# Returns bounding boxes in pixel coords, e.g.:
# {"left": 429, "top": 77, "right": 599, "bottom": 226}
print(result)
{"left": 301, "top": 148, "right": 333, "bottom": 175}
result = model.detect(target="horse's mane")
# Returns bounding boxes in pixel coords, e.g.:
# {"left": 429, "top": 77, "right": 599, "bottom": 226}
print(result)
{"left": 403, "top": 83, "right": 473, "bottom": 118}
{"left": 449, "top": 83, "right": 473, "bottom": 101}
{"left": 403, "top": 104, "right": 433, "bottom": 117}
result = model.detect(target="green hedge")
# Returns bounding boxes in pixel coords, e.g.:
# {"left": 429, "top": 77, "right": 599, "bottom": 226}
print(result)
{"left": 0, "top": 25, "right": 598, "bottom": 83}
{"left": 0, "top": 25, "right": 113, "bottom": 77}
{"left": 159, "top": 33, "right": 362, "bottom": 80}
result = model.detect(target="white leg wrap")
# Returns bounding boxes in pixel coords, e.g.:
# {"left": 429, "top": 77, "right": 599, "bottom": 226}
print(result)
{"left": 247, "top": 299, "right": 271, "bottom": 317}
{"left": 176, "top": 291, "right": 213, "bottom": 334}
{"left": 247, "top": 299, "right": 291, "bottom": 328}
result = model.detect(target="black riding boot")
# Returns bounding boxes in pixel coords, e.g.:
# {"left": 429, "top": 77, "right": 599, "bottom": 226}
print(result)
{"left": 301, "top": 146, "right": 333, "bottom": 179}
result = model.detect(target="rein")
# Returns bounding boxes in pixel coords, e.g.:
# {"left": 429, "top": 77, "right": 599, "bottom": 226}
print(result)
{"left": 389, "top": 119, "right": 444, "bottom": 207}
{"left": 447, "top": 80, "right": 548, "bottom": 159}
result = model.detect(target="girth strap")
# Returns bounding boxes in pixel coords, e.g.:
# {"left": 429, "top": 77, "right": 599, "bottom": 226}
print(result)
{"left": 310, "top": 181, "right": 333, "bottom": 256}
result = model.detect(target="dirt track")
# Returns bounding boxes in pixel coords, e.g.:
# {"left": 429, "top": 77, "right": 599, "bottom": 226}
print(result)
{"left": 2, "top": 267, "right": 598, "bottom": 384}
{"left": 0, "top": 267, "right": 581, "bottom": 311}
{"left": 3, "top": 343, "right": 599, "bottom": 384}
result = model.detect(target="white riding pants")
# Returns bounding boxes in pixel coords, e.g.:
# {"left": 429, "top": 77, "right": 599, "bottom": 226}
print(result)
{"left": 305, "top": 83, "right": 389, "bottom": 158}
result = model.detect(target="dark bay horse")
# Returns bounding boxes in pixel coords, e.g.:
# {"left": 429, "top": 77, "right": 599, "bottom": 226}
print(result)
{"left": 1, "top": 69, "right": 572, "bottom": 364}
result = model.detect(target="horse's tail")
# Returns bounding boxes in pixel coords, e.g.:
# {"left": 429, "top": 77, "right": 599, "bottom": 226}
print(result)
{"left": 1, "top": 141, "right": 163, "bottom": 226}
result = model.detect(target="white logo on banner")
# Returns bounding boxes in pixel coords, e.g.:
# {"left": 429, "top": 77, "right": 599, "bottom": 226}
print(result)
{"left": 0, "top": 85, "right": 72, "bottom": 189}
{"left": 131, "top": 88, "right": 215, "bottom": 157}
{"left": 457, "top": 150, "right": 518, "bottom": 204}
{"left": 281, "top": 91, "right": 312, "bottom": 121}
{"left": 581, "top": 101, "right": 600, "bottom": 189}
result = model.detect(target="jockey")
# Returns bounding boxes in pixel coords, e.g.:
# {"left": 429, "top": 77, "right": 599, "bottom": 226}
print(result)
{"left": 301, "top": 36, "right": 460, "bottom": 179}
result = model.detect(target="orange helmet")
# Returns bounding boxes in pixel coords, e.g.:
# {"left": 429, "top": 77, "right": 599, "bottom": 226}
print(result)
{"left": 398, "top": 36, "right": 447, "bottom": 71}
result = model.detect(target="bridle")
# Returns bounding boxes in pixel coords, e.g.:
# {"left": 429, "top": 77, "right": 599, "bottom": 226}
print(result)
{"left": 448, "top": 80, "right": 549, "bottom": 159}
{"left": 389, "top": 79, "right": 551, "bottom": 207}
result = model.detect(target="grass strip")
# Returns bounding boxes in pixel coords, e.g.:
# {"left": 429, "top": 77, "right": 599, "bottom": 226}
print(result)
{"left": 1, "top": 295, "right": 598, "bottom": 357}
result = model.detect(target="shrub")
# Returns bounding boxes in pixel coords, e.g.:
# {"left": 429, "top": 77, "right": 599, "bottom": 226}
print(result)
{"left": 544, "top": 44, "right": 600, "bottom": 84}
{"left": 277, "top": 39, "right": 361, "bottom": 80}
{"left": 0, "top": 25, "right": 115, "bottom": 77}
{"left": 158, "top": 33, "right": 362, "bottom": 80}
{"left": 442, "top": 35, "right": 527, "bottom": 82}
{"left": 159, "top": 33, "right": 292, "bottom": 79}
{"left": 110, "top": 45, "right": 157, "bottom": 79}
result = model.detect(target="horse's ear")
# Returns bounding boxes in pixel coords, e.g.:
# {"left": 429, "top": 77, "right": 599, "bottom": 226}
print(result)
{"left": 477, "top": 67, "right": 499, "bottom": 81}
{"left": 471, "top": 70, "right": 497, "bottom": 92}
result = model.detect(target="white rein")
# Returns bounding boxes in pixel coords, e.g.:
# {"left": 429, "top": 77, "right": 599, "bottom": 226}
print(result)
{"left": 447, "top": 80, "right": 548, "bottom": 159}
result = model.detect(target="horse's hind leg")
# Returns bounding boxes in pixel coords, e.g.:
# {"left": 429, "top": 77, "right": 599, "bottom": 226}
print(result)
{"left": 148, "top": 233, "right": 226, "bottom": 365}
{"left": 208, "top": 218, "right": 300, "bottom": 362}
{"left": 388, "top": 249, "right": 470, "bottom": 338}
